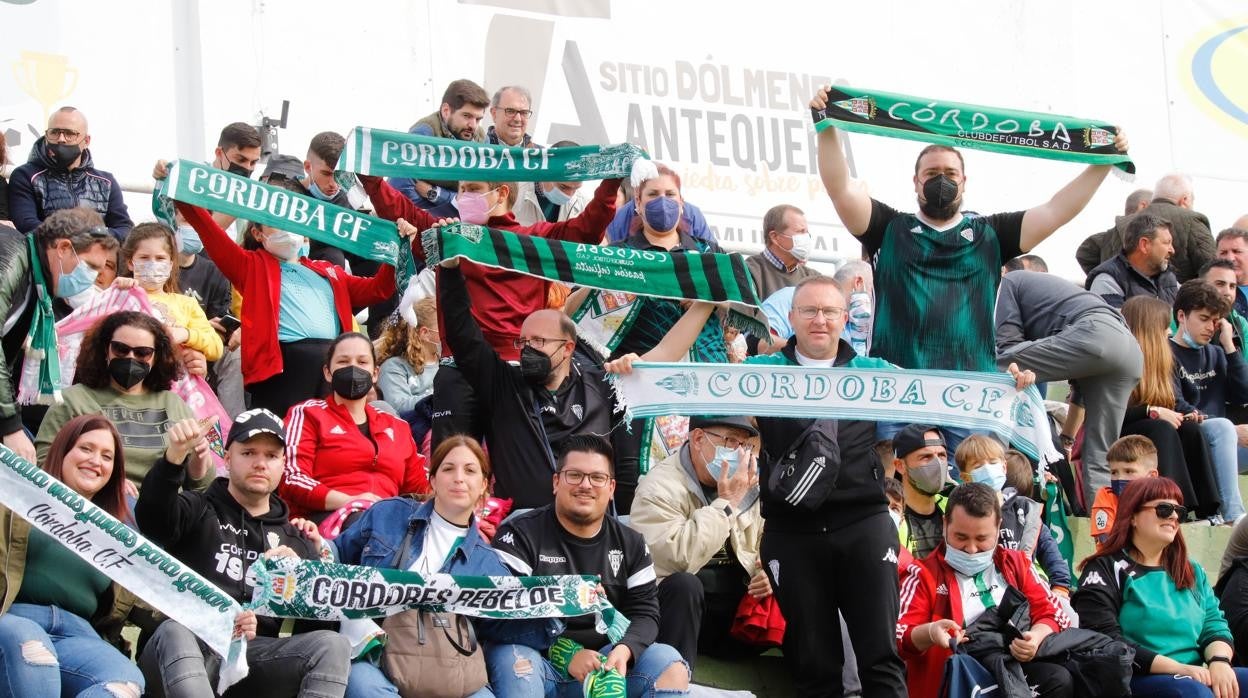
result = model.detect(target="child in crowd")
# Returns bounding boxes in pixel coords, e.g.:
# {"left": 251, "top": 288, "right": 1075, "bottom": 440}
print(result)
{"left": 1090, "top": 435, "right": 1159, "bottom": 547}
{"left": 954, "top": 434, "right": 1072, "bottom": 595}
{"left": 1004, "top": 448, "right": 1035, "bottom": 498}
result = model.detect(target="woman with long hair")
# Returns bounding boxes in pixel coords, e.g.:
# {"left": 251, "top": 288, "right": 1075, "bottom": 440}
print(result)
{"left": 1120, "top": 296, "right": 1220, "bottom": 518}
{"left": 1074, "top": 477, "right": 1248, "bottom": 696}
{"left": 322, "top": 435, "right": 555, "bottom": 697}
{"left": 375, "top": 299, "right": 440, "bottom": 416}
{"left": 0, "top": 415, "right": 145, "bottom": 695}
{"left": 280, "top": 332, "right": 429, "bottom": 524}
{"left": 34, "top": 311, "right": 214, "bottom": 490}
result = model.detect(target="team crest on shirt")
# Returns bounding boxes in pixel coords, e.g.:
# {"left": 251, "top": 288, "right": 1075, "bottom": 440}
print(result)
{"left": 960, "top": 228, "right": 974, "bottom": 242}
{"left": 267, "top": 532, "right": 281, "bottom": 549}
{"left": 608, "top": 549, "right": 624, "bottom": 576}
{"left": 571, "top": 404, "right": 584, "bottom": 421}
{"left": 1094, "top": 510, "right": 1109, "bottom": 530}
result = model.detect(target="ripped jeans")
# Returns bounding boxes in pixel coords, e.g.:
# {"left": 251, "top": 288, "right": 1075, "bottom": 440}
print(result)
{"left": 484, "top": 642, "right": 690, "bottom": 697}
{"left": 0, "top": 603, "right": 144, "bottom": 697}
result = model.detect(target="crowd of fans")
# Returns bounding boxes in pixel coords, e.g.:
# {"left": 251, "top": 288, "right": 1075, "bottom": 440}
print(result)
{"left": 0, "top": 76, "right": 1247, "bottom": 698}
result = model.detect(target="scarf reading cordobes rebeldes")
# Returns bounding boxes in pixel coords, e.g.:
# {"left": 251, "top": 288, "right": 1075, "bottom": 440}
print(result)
{"left": 814, "top": 86, "right": 1134, "bottom": 175}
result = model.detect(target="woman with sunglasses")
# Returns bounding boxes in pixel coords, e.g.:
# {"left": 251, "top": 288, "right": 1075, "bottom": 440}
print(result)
{"left": 1074, "top": 477, "right": 1248, "bottom": 697}
{"left": 0, "top": 414, "right": 146, "bottom": 696}
{"left": 34, "top": 311, "right": 213, "bottom": 492}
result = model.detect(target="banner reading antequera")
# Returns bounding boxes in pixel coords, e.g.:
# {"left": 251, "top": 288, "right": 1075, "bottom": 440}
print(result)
{"left": 0, "top": 446, "right": 248, "bottom": 691}
{"left": 248, "top": 557, "right": 631, "bottom": 642}
{"left": 424, "top": 223, "right": 768, "bottom": 337}
{"left": 160, "top": 160, "right": 403, "bottom": 266}
{"left": 338, "top": 126, "right": 647, "bottom": 182}
{"left": 814, "top": 86, "right": 1135, "bottom": 175}
{"left": 614, "top": 362, "right": 1061, "bottom": 465}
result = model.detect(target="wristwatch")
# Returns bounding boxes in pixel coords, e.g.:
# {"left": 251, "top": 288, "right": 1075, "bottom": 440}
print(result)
{"left": 424, "top": 184, "right": 441, "bottom": 203}
{"left": 1148, "top": 405, "right": 1160, "bottom": 420}
{"left": 1208, "top": 655, "right": 1234, "bottom": 666}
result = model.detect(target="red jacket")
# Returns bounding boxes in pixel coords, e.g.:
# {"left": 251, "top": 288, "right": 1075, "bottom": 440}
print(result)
{"left": 896, "top": 543, "right": 1070, "bottom": 698}
{"left": 363, "top": 176, "right": 619, "bottom": 361}
{"left": 279, "top": 397, "right": 429, "bottom": 519}
{"left": 177, "top": 202, "right": 396, "bottom": 385}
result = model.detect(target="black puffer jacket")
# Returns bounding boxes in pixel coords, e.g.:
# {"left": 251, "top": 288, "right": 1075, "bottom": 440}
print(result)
{"left": 6, "top": 137, "right": 132, "bottom": 238}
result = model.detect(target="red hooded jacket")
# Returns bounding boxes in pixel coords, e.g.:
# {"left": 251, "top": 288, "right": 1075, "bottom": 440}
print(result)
{"left": 177, "top": 202, "right": 396, "bottom": 385}
{"left": 896, "top": 543, "right": 1070, "bottom": 698}
{"left": 362, "top": 176, "right": 619, "bottom": 361}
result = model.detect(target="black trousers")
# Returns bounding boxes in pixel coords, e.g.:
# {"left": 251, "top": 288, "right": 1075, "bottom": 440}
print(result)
{"left": 1122, "top": 418, "right": 1220, "bottom": 518}
{"left": 655, "top": 571, "right": 769, "bottom": 673}
{"left": 247, "top": 339, "right": 331, "bottom": 420}
{"left": 761, "top": 512, "right": 906, "bottom": 698}
{"left": 1022, "top": 660, "right": 1074, "bottom": 698}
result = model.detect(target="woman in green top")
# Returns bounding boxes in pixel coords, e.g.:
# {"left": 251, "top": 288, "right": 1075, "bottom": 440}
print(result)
{"left": 0, "top": 414, "right": 144, "bottom": 696}
{"left": 35, "top": 311, "right": 214, "bottom": 494}
{"left": 1074, "top": 476, "right": 1248, "bottom": 697}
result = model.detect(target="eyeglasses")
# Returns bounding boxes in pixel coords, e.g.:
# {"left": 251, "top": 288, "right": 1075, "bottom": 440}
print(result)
{"left": 794, "top": 306, "right": 846, "bottom": 320}
{"left": 1145, "top": 503, "right": 1188, "bottom": 520}
{"left": 512, "top": 337, "right": 567, "bottom": 350}
{"left": 559, "top": 470, "right": 612, "bottom": 488}
{"left": 501, "top": 107, "right": 533, "bottom": 119}
{"left": 46, "top": 128, "right": 82, "bottom": 141}
{"left": 703, "top": 430, "right": 749, "bottom": 450}
{"left": 109, "top": 340, "right": 156, "bottom": 361}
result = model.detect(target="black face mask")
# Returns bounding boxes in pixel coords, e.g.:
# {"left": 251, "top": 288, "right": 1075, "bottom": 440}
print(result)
{"left": 519, "top": 346, "right": 555, "bottom": 386}
{"left": 331, "top": 365, "right": 373, "bottom": 401}
{"left": 919, "top": 174, "right": 961, "bottom": 220}
{"left": 47, "top": 142, "right": 81, "bottom": 169}
{"left": 108, "top": 357, "right": 150, "bottom": 390}
{"left": 226, "top": 161, "right": 253, "bottom": 178}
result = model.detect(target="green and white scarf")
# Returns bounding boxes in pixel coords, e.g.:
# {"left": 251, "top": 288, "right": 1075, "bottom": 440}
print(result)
{"left": 246, "top": 557, "right": 631, "bottom": 642}
{"left": 814, "top": 86, "right": 1134, "bottom": 175}
{"left": 18, "top": 236, "right": 61, "bottom": 405}
{"left": 613, "top": 362, "right": 1061, "bottom": 465}
{"left": 423, "top": 223, "right": 768, "bottom": 338}
{"left": 0, "top": 446, "right": 249, "bottom": 691}
{"left": 159, "top": 160, "right": 404, "bottom": 265}
{"left": 338, "top": 126, "right": 647, "bottom": 182}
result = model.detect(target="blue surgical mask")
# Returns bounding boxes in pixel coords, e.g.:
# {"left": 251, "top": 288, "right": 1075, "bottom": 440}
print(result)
{"left": 543, "top": 184, "right": 572, "bottom": 206}
{"left": 944, "top": 544, "right": 995, "bottom": 576}
{"left": 705, "top": 445, "right": 741, "bottom": 481}
{"left": 305, "top": 176, "right": 335, "bottom": 202}
{"left": 176, "top": 224, "right": 203, "bottom": 255}
{"left": 55, "top": 249, "right": 98, "bottom": 299}
{"left": 1180, "top": 328, "right": 1203, "bottom": 349}
{"left": 298, "top": 239, "right": 310, "bottom": 259}
{"left": 1110, "top": 479, "right": 1129, "bottom": 496}
{"left": 970, "top": 460, "right": 1007, "bottom": 491}
{"left": 643, "top": 197, "right": 681, "bottom": 233}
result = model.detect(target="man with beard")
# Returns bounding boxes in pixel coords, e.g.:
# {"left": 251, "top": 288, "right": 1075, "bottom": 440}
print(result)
{"left": 8, "top": 107, "right": 132, "bottom": 238}
{"left": 391, "top": 79, "right": 490, "bottom": 217}
{"left": 1085, "top": 213, "right": 1179, "bottom": 308}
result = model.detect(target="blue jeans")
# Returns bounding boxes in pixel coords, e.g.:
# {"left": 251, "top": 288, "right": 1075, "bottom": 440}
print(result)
{"left": 344, "top": 658, "right": 495, "bottom": 697}
{"left": 1200, "top": 418, "right": 1246, "bottom": 521}
{"left": 484, "top": 642, "right": 689, "bottom": 697}
{"left": 0, "top": 602, "right": 144, "bottom": 697}
{"left": 1131, "top": 667, "right": 1248, "bottom": 696}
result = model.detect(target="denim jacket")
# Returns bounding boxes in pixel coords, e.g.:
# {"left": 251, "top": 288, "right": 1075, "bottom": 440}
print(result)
{"left": 332, "top": 497, "right": 561, "bottom": 649}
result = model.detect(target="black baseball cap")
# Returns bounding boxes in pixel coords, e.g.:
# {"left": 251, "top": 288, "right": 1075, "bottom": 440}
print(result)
{"left": 893, "top": 424, "right": 945, "bottom": 459}
{"left": 688, "top": 415, "right": 759, "bottom": 438}
{"left": 226, "top": 408, "right": 286, "bottom": 448}
{"left": 260, "top": 154, "right": 305, "bottom": 183}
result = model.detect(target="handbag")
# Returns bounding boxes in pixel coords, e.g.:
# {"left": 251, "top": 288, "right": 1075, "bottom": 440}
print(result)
{"left": 381, "top": 609, "right": 488, "bottom": 698}
{"left": 765, "top": 419, "right": 841, "bottom": 512}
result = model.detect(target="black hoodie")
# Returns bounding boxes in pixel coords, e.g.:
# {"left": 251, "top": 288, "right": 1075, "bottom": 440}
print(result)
{"left": 136, "top": 457, "right": 325, "bottom": 637}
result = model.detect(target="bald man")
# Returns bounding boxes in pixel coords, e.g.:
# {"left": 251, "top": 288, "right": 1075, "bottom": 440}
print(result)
{"left": 436, "top": 255, "right": 714, "bottom": 509}
{"left": 1109, "top": 173, "right": 1213, "bottom": 282}
{"left": 7, "top": 106, "right": 132, "bottom": 238}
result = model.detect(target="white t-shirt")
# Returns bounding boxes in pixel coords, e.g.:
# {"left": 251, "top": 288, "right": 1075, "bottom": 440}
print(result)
{"left": 956, "top": 565, "right": 1007, "bottom": 626}
{"left": 794, "top": 349, "right": 835, "bottom": 368}
{"left": 408, "top": 511, "right": 468, "bottom": 575}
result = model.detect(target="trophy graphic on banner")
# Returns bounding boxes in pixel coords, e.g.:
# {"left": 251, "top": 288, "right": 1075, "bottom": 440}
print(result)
{"left": 12, "top": 50, "right": 79, "bottom": 123}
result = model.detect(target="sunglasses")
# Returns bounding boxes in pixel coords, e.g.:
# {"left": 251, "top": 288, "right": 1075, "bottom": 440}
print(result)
{"left": 1144, "top": 503, "right": 1188, "bottom": 520}
{"left": 109, "top": 340, "right": 156, "bottom": 361}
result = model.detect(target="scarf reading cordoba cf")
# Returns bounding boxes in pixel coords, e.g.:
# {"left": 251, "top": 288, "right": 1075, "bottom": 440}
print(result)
{"left": 422, "top": 223, "right": 768, "bottom": 338}
{"left": 813, "top": 86, "right": 1135, "bottom": 175}
{"left": 338, "top": 126, "right": 647, "bottom": 182}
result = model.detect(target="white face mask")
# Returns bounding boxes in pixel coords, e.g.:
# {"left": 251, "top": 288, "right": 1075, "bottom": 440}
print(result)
{"left": 788, "top": 233, "right": 813, "bottom": 261}
{"left": 62, "top": 283, "right": 101, "bottom": 309}
{"left": 263, "top": 230, "right": 302, "bottom": 261}
{"left": 134, "top": 260, "right": 173, "bottom": 288}
{"left": 889, "top": 509, "right": 902, "bottom": 529}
